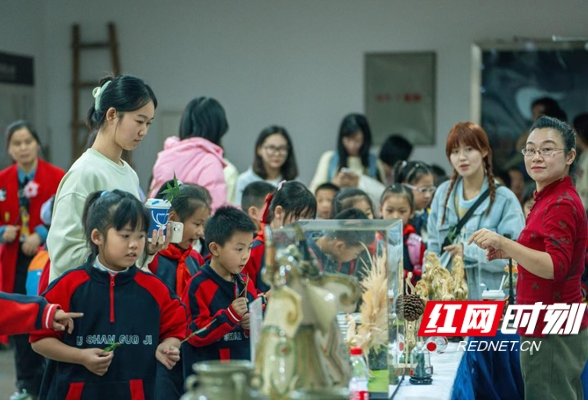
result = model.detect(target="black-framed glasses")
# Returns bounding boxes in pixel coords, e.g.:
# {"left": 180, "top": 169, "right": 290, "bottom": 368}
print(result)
{"left": 404, "top": 183, "right": 436, "bottom": 194}
{"left": 521, "top": 148, "right": 564, "bottom": 157}
{"left": 262, "top": 145, "right": 289, "bottom": 156}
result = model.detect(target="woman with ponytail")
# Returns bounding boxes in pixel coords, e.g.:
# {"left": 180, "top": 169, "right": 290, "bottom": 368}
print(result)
{"left": 427, "top": 122, "right": 525, "bottom": 299}
{"left": 47, "top": 75, "right": 167, "bottom": 283}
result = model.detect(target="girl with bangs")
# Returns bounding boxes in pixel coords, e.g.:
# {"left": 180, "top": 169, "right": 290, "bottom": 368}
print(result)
{"left": 427, "top": 122, "right": 525, "bottom": 300}
{"left": 31, "top": 190, "right": 186, "bottom": 400}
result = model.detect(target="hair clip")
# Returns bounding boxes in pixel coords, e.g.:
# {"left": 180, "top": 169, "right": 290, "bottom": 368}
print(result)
{"left": 92, "top": 80, "right": 112, "bottom": 112}
{"left": 100, "top": 190, "right": 111, "bottom": 198}
{"left": 277, "top": 180, "right": 287, "bottom": 190}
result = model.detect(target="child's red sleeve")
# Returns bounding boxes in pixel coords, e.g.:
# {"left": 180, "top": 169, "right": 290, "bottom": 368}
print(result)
{"left": 0, "top": 292, "right": 59, "bottom": 336}
{"left": 135, "top": 271, "right": 187, "bottom": 341}
{"left": 181, "top": 276, "right": 243, "bottom": 347}
{"left": 29, "top": 276, "right": 77, "bottom": 343}
{"left": 158, "top": 290, "right": 188, "bottom": 342}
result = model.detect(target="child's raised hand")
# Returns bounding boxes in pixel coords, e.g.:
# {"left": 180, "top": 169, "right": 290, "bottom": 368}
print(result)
{"left": 231, "top": 297, "right": 248, "bottom": 317}
{"left": 147, "top": 224, "right": 171, "bottom": 255}
{"left": 81, "top": 348, "right": 114, "bottom": 376}
{"left": 240, "top": 313, "right": 251, "bottom": 330}
{"left": 156, "top": 341, "right": 180, "bottom": 370}
{"left": 52, "top": 309, "right": 84, "bottom": 333}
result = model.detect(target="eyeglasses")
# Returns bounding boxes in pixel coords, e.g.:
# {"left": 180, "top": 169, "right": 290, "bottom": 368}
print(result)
{"left": 262, "top": 145, "right": 289, "bottom": 156}
{"left": 403, "top": 183, "right": 436, "bottom": 194}
{"left": 521, "top": 148, "right": 565, "bottom": 157}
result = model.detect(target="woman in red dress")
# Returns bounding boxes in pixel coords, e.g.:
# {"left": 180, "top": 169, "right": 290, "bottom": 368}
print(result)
{"left": 0, "top": 120, "right": 65, "bottom": 400}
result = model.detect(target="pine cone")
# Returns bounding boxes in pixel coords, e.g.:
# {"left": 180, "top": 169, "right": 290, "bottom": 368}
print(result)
{"left": 396, "top": 294, "right": 425, "bottom": 322}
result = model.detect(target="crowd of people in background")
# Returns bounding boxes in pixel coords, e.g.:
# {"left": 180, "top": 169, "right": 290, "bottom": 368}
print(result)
{"left": 1, "top": 74, "right": 587, "bottom": 399}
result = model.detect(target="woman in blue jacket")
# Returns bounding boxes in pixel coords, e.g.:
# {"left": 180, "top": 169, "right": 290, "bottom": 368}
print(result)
{"left": 427, "top": 122, "right": 525, "bottom": 300}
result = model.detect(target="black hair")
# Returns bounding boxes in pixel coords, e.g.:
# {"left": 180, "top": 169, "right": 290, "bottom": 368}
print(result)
{"left": 204, "top": 206, "right": 256, "bottom": 248}
{"left": 155, "top": 179, "right": 212, "bottom": 204}
{"left": 429, "top": 164, "right": 449, "bottom": 187}
{"left": 521, "top": 183, "right": 535, "bottom": 207}
{"left": 336, "top": 113, "right": 372, "bottom": 171}
{"left": 6, "top": 120, "right": 41, "bottom": 157}
{"left": 380, "top": 184, "right": 415, "bottom": 212}
{"left": 252, "top": 125, "right": 298, "bottom": 181}
{"left": 167, "top": 184, "right": 211, "bottom": 221}
{"left": 531, "top": 97, "right": 567, "bottom": 122}
{"left": 530, "top": 116, "right": 576, "bottom": 154}
{"left": 573, "top": 113, "right": 588, "bottom": 144}
{"left": 332, "top": 188, "right": 374, "bottom": 218}
{"left": 379, "top": 134, "right": 413, "bottom": 166}
{"left": 394, "top": 161, "right": 433, "bottom": 185}
{"left": 179, "top": 97, "right": 228, "bottom": 146}
{"left": 529, "top": 116, "right": 577, "bottom": 176}
{"left": 86, "top": 74, "right": 157, "bottom": 132}
{"left": 82, "top": 190, "right": 149, "bottom": 259}
{"left": 267, "top": 181, "right": 317, "bottom": 223}
{"left": 242, "top": 181, "right": 275, "bottom": 212}
{"left": 494, "top": 168, "right": 511, "bottom": 189}
{"left": 327, "top": 208, "right": 373, "bottom": 246}
{"left": 315, "top": 182, "right": 340, "bottom": 195}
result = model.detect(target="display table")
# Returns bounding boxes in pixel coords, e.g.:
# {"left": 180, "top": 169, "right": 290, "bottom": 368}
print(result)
{"left": 451, "top": 333, "right": 588, "bottom": 400}
{"left": 388, "top": 343, "right": 464, "bottom": 399}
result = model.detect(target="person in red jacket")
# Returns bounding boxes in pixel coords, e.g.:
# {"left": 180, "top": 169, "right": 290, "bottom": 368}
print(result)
{"left": 470, "top": 116, "right": 588, "bottom": 399}
{"left": 0, "top": 120, "right": 65, "bottom": 400}
{"left": 0, "top": 292, "right": 82, "bottom": 336}
{"left": 243, "top": 181, "right": 317, "bottom": 293}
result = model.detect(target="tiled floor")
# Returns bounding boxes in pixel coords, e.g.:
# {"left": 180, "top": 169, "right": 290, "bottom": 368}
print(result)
{"left": 0, "top": 348, "right": 16, "bottom": 398}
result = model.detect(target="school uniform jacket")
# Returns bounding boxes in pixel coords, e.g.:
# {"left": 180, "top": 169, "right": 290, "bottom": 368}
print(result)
{"left": 148, "top": 245, "right": 204, "bottom": 295}
{"left": 29, "top": 261, "right": 187, "bottom": 400}
{"left": 181, "top": 262, "right": 257, "bottom": 372}
{"left": 0, "top": 159, "right": 65, "bottom": 292}
{"left": 242, "top": 229, "right": 269, "bottom": 292}
{"left": 0, "top": 292, "right": 59, "bottom": 336}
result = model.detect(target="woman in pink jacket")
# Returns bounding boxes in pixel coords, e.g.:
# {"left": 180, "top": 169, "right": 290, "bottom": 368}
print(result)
{"left": 149, "top": 97, "right": 229, "bottom": 211}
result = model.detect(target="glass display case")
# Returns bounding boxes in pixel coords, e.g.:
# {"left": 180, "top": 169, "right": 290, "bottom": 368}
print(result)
{"left": 256, "top": 218, "right": 403, "bottom": 398}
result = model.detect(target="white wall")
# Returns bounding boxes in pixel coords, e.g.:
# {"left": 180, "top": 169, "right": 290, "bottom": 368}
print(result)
{"left": 12, "top": 0, "right": 588, "bottom": 188}
{"left": 0, "top": 0, "right": 48, "bottom": 150}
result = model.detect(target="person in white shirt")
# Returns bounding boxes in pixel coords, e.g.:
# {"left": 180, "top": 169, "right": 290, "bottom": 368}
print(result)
{"left": 47, "top": 75, "right": 166, "bottom": 282}
{"left": 309, "top": 114, "right": 386, "bottom": 206}
{"left": 235, "top": 126, "right": 299, "bottom": 206}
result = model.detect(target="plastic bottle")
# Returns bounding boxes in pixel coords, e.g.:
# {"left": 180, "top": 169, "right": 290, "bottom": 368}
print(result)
{"left": 349, "top": 347, "right": 369, "bottom": 400}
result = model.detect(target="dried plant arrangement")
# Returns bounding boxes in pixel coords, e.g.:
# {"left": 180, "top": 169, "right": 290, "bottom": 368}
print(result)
{"left": 345, "top": 243, "right": 389, "bottom": 361}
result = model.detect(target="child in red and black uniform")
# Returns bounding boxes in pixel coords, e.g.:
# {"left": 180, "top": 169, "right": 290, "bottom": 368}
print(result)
{"left": 149, "top": 183, "right": 210, "bottom": 295}
{"left": 30, "top": 190, "right": 187, "bottom": 400}
{"left": 149, "top": 182, "right": 210, "bottom": 399}
{"left": 182, "top": 206, "right": 258, "bottom": 370}
{"left": 0, "top": 292, "right": 82, "bottom": 336}
{"left": 244, "top": 181, "right": 317, "bottom": 293}
{"left": 380, "top": 184, "right": 425, "bottom": 286}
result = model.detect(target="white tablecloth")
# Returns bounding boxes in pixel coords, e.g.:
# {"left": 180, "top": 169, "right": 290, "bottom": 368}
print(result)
{"left": 388, "top": 343, "right": 464, "bottom": 400}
